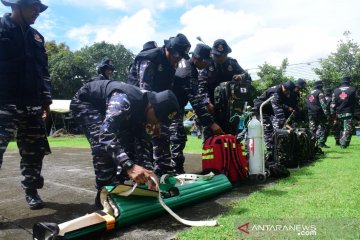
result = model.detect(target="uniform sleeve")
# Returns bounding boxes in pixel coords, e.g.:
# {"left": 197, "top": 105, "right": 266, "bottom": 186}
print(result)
{"left": 330, "top": 92, "right": 336, "bottom": 115}
{"left": 198, "top": 69, "right": 211, "bottom": 104}
{"left": 138, "top": 59, "right": 156, "bottom": 91}
{"left": 318, "top": 92, "right": 329, "bottom": 116}
{"left": 232, "top": 59, "right": 252, "bottom": 83}
{"left": 185, "top": 75, "right": 214, "bottom": 127}
{"left": 99, "top": 93, "right": 133, "bottom": 167}
{"left": 271, "top": 92, "right": 286, "bottom": 123}
{"left": 40, "top": 36, "right": 52, "bottom": 106}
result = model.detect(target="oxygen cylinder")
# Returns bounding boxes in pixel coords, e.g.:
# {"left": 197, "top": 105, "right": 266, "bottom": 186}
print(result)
{"left": 247, "top": 116, "right": 264, "bottom": 175}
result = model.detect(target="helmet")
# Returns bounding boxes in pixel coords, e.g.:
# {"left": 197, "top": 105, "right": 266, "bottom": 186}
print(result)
{"left": 1, "top": 0, "right": 48, "bottom": 12}
{"left": 97, "top": 57, "right": 115, "bottom": 74}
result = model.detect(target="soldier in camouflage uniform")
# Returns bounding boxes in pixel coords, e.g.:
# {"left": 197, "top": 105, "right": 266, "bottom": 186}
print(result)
{"left": 283, "top": 78, "right": 307, "bottom": 127}
{"left": 70, "top": 80, "right": 179, "bottom": 207}
{"left": 198, "top": 39, "right": 252, "bottom": 139}
{"left": 170, "top": 44, "right": 223, "bottom": 173}
{"left": 331, "top": 76, "right": 357, "bottom": 148}
{"left": 253, "top": 81, "right": 296, "bottom": 156}
{"left": 324, "top": 88, "right": 340, "bottom": 145}
{"left": 128, "top": 33, "right": 191, "bottom": 175}
{"left": 0, "top": 0, "right": 51, "bottom": 209}
{"left": 306, "top": 80, "right": 330, "bottom": 148}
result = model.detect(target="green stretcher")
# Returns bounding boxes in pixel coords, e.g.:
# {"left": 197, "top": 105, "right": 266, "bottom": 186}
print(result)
{"left": 33, "top": 174, "right": 232, "bottom": 240}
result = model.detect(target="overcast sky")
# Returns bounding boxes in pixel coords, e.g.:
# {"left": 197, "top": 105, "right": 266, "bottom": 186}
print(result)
{"left": 1, "top": 0, "right": 359, "bottom": 78}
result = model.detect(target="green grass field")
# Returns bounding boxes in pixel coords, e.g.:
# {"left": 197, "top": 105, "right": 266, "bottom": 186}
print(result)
{"left": 7, "top": 135, "right": 360, "bottom": 238}
{"left": 177, "top": 137, "right": 360, "bottom": 239}
{"left": 7, "top": 135, "right": 203, "bottom": 152}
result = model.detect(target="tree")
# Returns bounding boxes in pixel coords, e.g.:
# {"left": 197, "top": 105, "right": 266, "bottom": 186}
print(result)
{"left": 75, "top": 41, "right": 135, "bottom": 82}
{"left": 253, "top": 58, "right": 293, "bottom": 96}
{"left": 45, "top": 41, "right": 135, "bottom": 99}
{"left": 48, "top": 50, "right": 85, "bottom": 99}
{"left": 314, "top": 31, "right": 360, "bottom": 90}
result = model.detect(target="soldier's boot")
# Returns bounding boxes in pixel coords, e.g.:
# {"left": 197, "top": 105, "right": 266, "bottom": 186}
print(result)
{"left": 95, "top": 190, "right": 102, "bottom": 209}
{"left": 175, "top": 164, "right": 185, "bottom": 175}
{"left": 25, "top": 189, "right": 44, "bottom": 210}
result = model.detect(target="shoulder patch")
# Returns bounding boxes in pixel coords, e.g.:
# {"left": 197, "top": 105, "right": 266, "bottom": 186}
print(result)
{"left": 34, "top": 33, "right": 42, "bottom": 43}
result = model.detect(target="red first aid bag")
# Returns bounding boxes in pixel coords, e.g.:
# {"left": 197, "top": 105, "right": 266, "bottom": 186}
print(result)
{"left": 202, "top": 135, "right": 248, "bottom": 183}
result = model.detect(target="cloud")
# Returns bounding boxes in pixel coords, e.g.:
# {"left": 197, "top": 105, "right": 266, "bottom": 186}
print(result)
{"left": 54, "top": 0, "right": 187, "bottom": 11}
{"left": 40, "top": 0, "right": 360, "bottom": 80}
{"left": 67, "top": 9, "right": 157, "bottom": 51}
{"left": 177, "top": 1, "right": 359, "bottom": 72}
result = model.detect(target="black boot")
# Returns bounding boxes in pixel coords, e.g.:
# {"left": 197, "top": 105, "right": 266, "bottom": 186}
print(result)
{"left": 25, "top": 189, "right": 44, "bottom": 210}
{"left": 95, "top": 190, "right": 102, "bottom": 209}
{"left": 175, "top": 164, "right": 185, "bottom": 175}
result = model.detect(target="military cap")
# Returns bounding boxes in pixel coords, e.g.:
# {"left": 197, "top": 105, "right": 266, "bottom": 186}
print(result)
{"left": 192, "top": 43, "right": 212, "bottom": 64}
{"left": 341, "top": 76, "right": 351, "bottom": 84}
{"left": 147, "top": 90, "right": 180, "bottom": 123}
{"left": 1, "top": 0, "right": 47, "bottom": 12}
{"left": 312, "top": 80, "right": 323, "bottom": 88}
{"left": 324, "top": 88, "right": 333, "bottom": 96}
{"left": 142, "top": 41, "right": 158, "bottom": 52}
{"left": 212, "top": 39, "right": 232, "bottom": 56}
{"left": 295, "top": 78, "right": 307, "bottom": 90}
{"left": 164, "top": 33, "right": 191, "bottom": 60}
{"left": 282, "top": 80, "right": 295, "bottom": 91}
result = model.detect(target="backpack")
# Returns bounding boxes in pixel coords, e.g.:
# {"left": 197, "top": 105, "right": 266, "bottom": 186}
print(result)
{"left": 214, "top": 81, "right": 253, "bottom": 135}
{"left": 272, "top": 129, "right": 297, "bottom": 168}
{"left": 202, "top": 135, "right": 248, "bottom": 183}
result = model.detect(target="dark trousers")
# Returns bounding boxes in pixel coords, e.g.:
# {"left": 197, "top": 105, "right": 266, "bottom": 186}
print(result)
{"left": 0, "top": 105, "right": 50, "bottom": 190}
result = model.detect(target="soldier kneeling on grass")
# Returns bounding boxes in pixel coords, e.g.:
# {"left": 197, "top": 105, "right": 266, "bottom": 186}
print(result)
{"left": 70, "top": 80, "right": 179, "bottom": 208}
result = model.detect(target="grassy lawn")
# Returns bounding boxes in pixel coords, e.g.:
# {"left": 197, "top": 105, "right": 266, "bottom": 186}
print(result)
{"left": 7, "top": 135, "right": 203, "bottom": 153}
{"left": 177, "top": 136, "right": 360, "bottom": 239}
{"left": 7, "top": 135, "right": 91, "bottom": 149}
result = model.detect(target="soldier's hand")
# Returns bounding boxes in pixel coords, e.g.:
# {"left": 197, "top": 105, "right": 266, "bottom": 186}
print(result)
{"left": 146, "top": 173, "right": 159, "bottom": 191}
{"left": 42, "top": 105, "right": 50, "bottom": 121}
{"left": 232, "top": 74, "right": 245, "bottom": 81}
{"left": 127, "top": 164, "right": 158, "bottom": 191}
{"left": 210, "top": 123, "right": 224, "bottom": 135}
{"left": 207, "top": 103, "right": 215, "bottom": 115}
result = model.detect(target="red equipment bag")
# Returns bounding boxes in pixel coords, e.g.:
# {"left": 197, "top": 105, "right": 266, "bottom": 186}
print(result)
{"left": 202, "top": 135, "right": 248, "bottom": 183}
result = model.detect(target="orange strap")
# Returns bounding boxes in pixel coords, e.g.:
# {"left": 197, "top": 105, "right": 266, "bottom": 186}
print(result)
{"left": 95, "top": 211, "right": 116, "bottom": 231}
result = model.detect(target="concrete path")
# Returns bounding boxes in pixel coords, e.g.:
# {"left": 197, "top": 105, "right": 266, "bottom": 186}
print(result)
{"left": 0, "top": 148, "right": 269, "bottom": 240}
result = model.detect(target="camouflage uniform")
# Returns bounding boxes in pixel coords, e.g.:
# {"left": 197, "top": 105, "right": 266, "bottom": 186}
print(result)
{"left": 0, "top": 12, "right": 51, "bottom": 195}
{"left": 331, "top": 77, "right": 357, "bottom": 148}
{"left": 70, "top": 81, "right": 156, "bottom": 189}
{"left": 128, "top": 34, "right": 190, "bottom": 174}
{"left": 306, "top": 81, "right": 329, "bottom": 146}
{"left": 325, "top": 88, "right": 340, "bottom": 144}
{"left": 171, "top": 52, "right": 215, "bottom": 172}
{"left": 198, "top": 39, "right": 252, "bottom": 139}
{"left": 253, "top": 81, "right": 295, "bottom": 151}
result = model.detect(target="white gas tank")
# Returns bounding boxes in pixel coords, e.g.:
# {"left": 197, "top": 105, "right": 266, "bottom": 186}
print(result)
{"left": 247, "top": 116, "right": 264, "bottom": 175}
